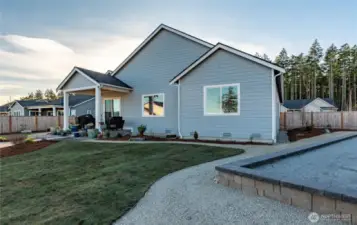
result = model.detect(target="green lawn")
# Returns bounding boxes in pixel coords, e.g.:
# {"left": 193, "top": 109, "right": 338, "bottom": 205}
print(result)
{"left": 0, "top": 141, "right": 244, "bottom": 225}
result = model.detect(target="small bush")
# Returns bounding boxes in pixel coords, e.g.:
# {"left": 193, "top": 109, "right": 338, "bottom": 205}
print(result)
{"left": 193, "top": 131, "right": 199, "bottom": 140}
{"left": 0, "top": 136, "right": 8, "bottom": 142}
{"left": 137, "top": 124, "right": 147, "bottom": 136}
{"left": 103, "top": 129, "right": 110, "bottom": 138}
{"left": 10, "top": 135, "right": 26, "bottom": 145}
{"left": 24, "top": 136, "right": 36, "bottom": 143}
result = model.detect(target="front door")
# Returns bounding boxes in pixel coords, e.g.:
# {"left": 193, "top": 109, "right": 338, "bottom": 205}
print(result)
{"left": 103, "top": 98, "right": 121, "bottom": 125}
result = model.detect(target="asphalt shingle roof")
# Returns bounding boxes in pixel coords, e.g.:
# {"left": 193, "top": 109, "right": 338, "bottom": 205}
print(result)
{"left": 0, "top": 103, "right": 11, "bottom": 112}
{"left": 283, "top": 98, "right": 336, "bottom": 109}
{"left": 76, "top": 67, "right": 132, "bottom": 89}
{"left": 11, "top": 95, "right": 94, "bottom": 108}
{"left": 49, "top": 95, "right": 94, "bottom": 107}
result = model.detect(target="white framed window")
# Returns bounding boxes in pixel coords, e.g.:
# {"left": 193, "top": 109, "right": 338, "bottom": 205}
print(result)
{"left": 13, "top": 110, "right": 21, "bottom": 116}
{"left": 57, "top": 110, "right": 64, "bottom": 116}
{"left": 142, "top": 93, "right": 165, "bottom": 117}
{"left": 47, "top": 111, "right": 53, "bottom": 116}
{"left": 203, "top": 83, "right": 240, "bottom": 116}
{"left": 70, "top": 109, "right": 76, "bottom": 116}
{"left": 86, "top": 109, "right": 92, "bottom": 115}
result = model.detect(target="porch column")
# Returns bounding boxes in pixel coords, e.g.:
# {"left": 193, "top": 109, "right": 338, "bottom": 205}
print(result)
{"left": 53, "top": 106, "right": 57, "bottom": 116}
{"left": 63, "top": 91, "right": 69, "bottom": 130}
{"left": 38, "top": 108, "right": 42, "bottom": 116}
{"left": 95, "top": 86, "right": 102, "bottom": 130}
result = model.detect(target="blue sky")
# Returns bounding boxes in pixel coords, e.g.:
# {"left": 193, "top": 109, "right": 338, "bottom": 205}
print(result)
{"left": 0, "top": 0, "right": 356, "bottom": 104}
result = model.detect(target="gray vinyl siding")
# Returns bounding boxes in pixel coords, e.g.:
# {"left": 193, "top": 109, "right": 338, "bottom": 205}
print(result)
{"left": 62, "top": 72, "right": 96, "bottom": 90}
{"left": 180, "top": 50, "right": 273, "bottom": 142}
{"left": 10, "top": 102, "right": 25, "bottom": 116}
{"left": 71, "top": 98, "right": 95, "bottom": 117}
{"left": 115, "top": 30, "right": 209, "bottom": 134}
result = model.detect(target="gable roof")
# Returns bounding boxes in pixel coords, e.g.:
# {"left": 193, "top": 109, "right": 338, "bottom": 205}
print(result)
{"left": 75, "top": 67, "right": 132, "bottom": 89}
{"left": 110, "top": 24, "right": 214, "bottom": 77}
{"left": 57, "top": 67, "right": 132, "bottom": 91}
{"left": 283, "top": 98, "right": 336, "bottom": 109}
{"left": 169, "top": 43, "right": 285, "bottom": 85}
{"left": 9, "top": 95, "right": 94, "bottom": 109}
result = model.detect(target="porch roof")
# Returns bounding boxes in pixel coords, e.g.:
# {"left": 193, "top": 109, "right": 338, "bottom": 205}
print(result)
{"left": 75, "top": 67, "right": 132, "bottom": 89}
{"left": 57, "top": 67, "right": 132, "bottom": 92}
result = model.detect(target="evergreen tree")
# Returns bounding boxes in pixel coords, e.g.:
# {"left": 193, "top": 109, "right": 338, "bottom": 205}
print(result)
{"left": 307, "top": 39, "right": 323, "bottom": 99}
{"left": 34, "top": 89, "right": 43, "bottom": 100}
{"left": 44, "top": 89, "right": 57, "bottom": 100}
{"left": 324, "top": 44, "right": 338, "bottom": 99}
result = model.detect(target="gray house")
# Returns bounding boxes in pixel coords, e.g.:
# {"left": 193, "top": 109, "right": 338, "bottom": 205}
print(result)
{"left": 9, "top": 95, "right": 94, "bottom": 117}
{"left": 57, "top": 24, "right": 285, "bottom": 143}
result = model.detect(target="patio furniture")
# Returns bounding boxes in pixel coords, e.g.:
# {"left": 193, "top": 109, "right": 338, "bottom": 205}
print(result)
{"left": 108, "top": 116, "right": 125, "bottom": 130}
{"left": 77, "top": 114, "right": 95, "bottom": 129}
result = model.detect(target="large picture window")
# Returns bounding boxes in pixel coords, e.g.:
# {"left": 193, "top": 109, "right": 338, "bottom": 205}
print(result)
{"left": 142, "top": 93, "right": 164, "bottom": 117}
{"left": 204, "top": 83, "right": 240, "bottom": 115}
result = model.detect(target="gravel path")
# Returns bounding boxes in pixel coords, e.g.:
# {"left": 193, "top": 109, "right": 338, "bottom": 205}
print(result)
{"left": 113, "top": 134, "right": 355, "bottom": 225}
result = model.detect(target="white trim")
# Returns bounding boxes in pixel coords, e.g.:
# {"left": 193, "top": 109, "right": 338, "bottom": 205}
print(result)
{"left": 100, "top": 83, "right": 132, "bottom": 91}
{"left": 56, "top": 67, "right": 99, "bottom": 91}
{"left": 177, "top": 81, "right": 182, "bottom": 138}
{"left": 61, "top": 85, "right": 97, "bottom": 93}
{"left": 142, "top": 93, "right": 165, "bottom": 117}
{"left": 26, "top": 105, "right": 62, "bottom": 109}
{"left": 71, "top": 97, "right": 95, "bottom": 108}
{"left": 170, "top": 43, "right": 286, "bottom": 85}
{"left": 271, "top": 70, "right": 277, "bottom": 143}
{"left": 111, "top": 24, "right": 214, "bottom": 76}
{"left": 203, "top": 83, "right": 240, "bottom": 116}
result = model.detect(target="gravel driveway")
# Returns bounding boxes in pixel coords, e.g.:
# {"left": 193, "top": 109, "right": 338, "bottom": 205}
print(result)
{"left": 113, "top": 134, "right": 352, "bottom": 225}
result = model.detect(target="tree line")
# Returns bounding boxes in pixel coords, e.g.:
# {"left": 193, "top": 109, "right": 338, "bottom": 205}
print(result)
{"left": 256, "top": 40, "right": 357, "bottom": 111}
{"left": 20, "top": 89, "right": 62, "bottom": 101}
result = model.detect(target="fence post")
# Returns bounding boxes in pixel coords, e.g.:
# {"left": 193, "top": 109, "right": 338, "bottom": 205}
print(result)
{"left": 311, "top": 111, "right": 314, "bottom": 127}
{"left": 35, "top": 116, "right": 38, "bottom": 131}
{"left": 9, "top": 116, "right": 12, "bottom": 133}
{"left": 341, "top": 111, "right": 344, "bottom": 129}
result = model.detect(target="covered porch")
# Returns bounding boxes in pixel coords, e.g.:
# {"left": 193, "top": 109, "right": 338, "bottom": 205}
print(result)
{"left": 56, "top": 67, "right": 133, "bottom": 130}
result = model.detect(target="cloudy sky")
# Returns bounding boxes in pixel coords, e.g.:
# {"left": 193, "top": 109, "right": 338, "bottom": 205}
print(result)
{"left": 0, "top": 0, "right": 356, "bottom": 105}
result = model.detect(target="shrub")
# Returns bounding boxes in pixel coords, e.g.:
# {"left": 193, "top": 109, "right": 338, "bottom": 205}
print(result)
{"left": 116, "top": 133, "right": 122, "bottom": 138}
{"left": 25, "top": 136, "right": 36, "bottom": 143}
{"left": 10, "top": 135, "right": 26, "bottom": 145}
{"left": 103, "top": 129, "right": 110, "bottom": 138}
{"left": 193, "top": 131, "right": 199, "bottom": 140}
{"left": 137, "top": 124, "right": 147, "bottom": 136}
{"left": 0, "top": 136, "right": 8, "bottom": 142}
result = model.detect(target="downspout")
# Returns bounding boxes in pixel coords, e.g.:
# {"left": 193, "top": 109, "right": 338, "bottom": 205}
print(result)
{"left": 272, "top": 71, "right": 284, "bottom": 144}
{"left": 177, "top": 80, "right": 183, "bottom": 138}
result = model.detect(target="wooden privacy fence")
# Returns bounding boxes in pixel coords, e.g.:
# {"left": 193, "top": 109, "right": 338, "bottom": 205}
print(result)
{"left": 0, "top": 116, "right": 76, "bottom": 134}
{"left": 280, "top": 111, "right": 357, "bottom": 130}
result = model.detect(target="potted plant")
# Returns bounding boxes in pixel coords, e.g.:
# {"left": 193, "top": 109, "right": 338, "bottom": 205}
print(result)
{"left": 193, "top": 131, "right": 199, "bottom": 140}
{"left": 137, "top": 124, "right": 147, "bottom": 136}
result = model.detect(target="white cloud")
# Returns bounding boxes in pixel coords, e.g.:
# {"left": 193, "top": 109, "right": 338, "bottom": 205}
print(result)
{"left": 0, "top": 20, "right": 292, "bottom": 105}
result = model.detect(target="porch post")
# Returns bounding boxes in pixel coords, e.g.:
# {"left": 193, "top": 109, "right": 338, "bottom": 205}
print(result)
{"left": 38, "top": 108, "right": 42, "bottom": 116}
{"left": 52, "top": 106, "right": 57, "bottom": 116}
{"left": 95, "top": 86, "right": 102, "bottom": 130}
{"left": 63, "top": 91, "right": 69, "bottom": 129}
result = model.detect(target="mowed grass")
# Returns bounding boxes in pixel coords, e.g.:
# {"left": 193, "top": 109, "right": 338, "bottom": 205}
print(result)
{"left": 0, "top": 141, "right": 244, "bottom": 225}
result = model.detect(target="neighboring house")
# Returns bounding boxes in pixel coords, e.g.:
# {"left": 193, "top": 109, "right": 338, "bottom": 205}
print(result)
{"left": 0, "top": 103, "right": 11, "bottom": 116}
{"left": 8, "top": 95, "right": 94, "bottom": 116}
{"left": 281, "top": 98, "right": 338, "bottom": 112}
{"left": 56, "top": 24, "right": 285, "bottom": 143}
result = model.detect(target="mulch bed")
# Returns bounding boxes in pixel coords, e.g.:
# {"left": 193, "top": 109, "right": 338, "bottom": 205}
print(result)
{"left": 0, "top": 141, "right": 58, "bottom": 158}
{"left": 99, "top": 135, "right": 271, "bottom": 145}
{"left": 287, "top": 127, "right": 330, "bottom": 142}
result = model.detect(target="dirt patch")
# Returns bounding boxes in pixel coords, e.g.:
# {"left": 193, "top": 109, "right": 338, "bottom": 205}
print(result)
{"left": 100, "top": 135, "right": 271, "bottom": 145}
{"left": 0, "top": 141, "right": 57, "bottom": 158}
{"left": 287, "top": 127, "right": 330, "bottom": 142}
